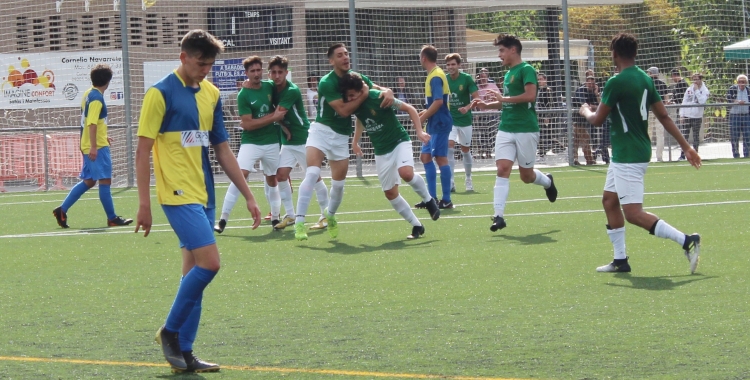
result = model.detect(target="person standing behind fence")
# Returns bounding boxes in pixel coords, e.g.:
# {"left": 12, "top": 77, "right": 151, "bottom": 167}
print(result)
{"left": 306, "top": 75, "right": 319, "bottom": 118}
{"left": 572, "top": 76, "right": 599, "bottom": 165}
{"left": 678, "top": 73, "right": 709, "bottom": 161}
{"left": 726, "top": 74, "right": 750, "bottom": 158}
{"left": 646, "top": 67, "right": 668, "bottom": 162}
{"left": 536, "top": 72, "right": 562, "bottom": 159}
{"left": 52, "top": 64, "right": 132, "bottom": 229}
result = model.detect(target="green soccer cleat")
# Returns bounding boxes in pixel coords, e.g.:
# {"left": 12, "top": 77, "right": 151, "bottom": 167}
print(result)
{"left": 326, "top": 208, "right": 338, "bottom": 239}
{"left": 295, "top": 222, "right": 308, "bottom": 240}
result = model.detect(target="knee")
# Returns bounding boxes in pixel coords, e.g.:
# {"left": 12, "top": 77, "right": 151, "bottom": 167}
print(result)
{"left": 384, "top": 188, "right": 398, "bottom": 200}
{"left": 519, "top": 171, "right": 535, "bottom": 184}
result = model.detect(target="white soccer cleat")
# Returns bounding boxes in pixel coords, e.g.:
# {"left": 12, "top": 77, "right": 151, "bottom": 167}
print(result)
{"left": 684, "top": 233, "right": 701, "bottom": 274}
{"left": 465, "top": 176, "right": 473, "bottom": 191}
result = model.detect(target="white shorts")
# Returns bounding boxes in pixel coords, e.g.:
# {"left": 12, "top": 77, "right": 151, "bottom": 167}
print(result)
{"left": 494, "top": 130, "right": 539, "bottom": 168}
{"left": 278, "top": 144, "right": 307, "bottom": 170}
{"left": 306, "top": 122, "right": 350, "bottom": 161}
{"left": 449, "top": 125, "right": 473, "bottom": 147}
{"left": 375, "top": 141, "right": 414, "bottom": 191}
{"left": 603, "top": 162, "right": 648, "bottom": 205}
{"left": 237, "top": 143, "right": 280, "bottom": 176}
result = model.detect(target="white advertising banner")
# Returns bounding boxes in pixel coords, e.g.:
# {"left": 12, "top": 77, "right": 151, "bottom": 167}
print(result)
{"left": 0, "top": 50, "right": 124, "bottom": 110}
{"left": 143, "top": 61, "right": 181, "bottom": 91}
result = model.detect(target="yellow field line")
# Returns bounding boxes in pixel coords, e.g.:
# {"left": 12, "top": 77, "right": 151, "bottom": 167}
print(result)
{"left": 0, "top": 356, "right": 531, "bottom": 380}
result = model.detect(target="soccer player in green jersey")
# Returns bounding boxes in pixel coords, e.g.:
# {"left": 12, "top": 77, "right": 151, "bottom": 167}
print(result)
{"left": 445, "top": 53, "right": 479, "bottom": 192}
{"left": 215, "top": 56, "right": 286, "bottom": 233}
{"left": 340, "top": 73, "right": 440, "bottom": 239}
{"left": 265, "top": 55, "right": 330, "bottom": 231}
{"left": 580, "top": 33, "right": 701, "bottom": 274}
{"left": 293, "top": 43, "right": 394, "bottom": 240}
{"left": 470, "top": 34, "right": 557, "bottom": 232}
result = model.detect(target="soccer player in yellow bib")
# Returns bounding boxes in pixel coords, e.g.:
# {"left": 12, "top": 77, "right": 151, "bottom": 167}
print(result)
{"left": 135, "top": 30, "right": 262, "bottom": 373}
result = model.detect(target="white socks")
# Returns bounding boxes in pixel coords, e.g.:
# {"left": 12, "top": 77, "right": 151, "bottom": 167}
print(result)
{"left": 295, "top": 166, "right": 321, "bottom": 224}
{"left": 532, "top": 169, "right": 551, "bottom": 188}
{"left": 314, "top": 180, "right": 329, "bottom": 216}
{"left": 654, "top": 219, "right": 686, "bottom": 246}
{"left": 220, "top": 183, "right": 240, "bottom": 221}
{"left": 278, "top": 180, "right": 294, "bottom": 218}
{"left": 267, "top": 184, "right": 280, "bottom": 220}
{"left": 607, "top": 227, "right": 627, "bottom": 259}
{"left": 407, "top": 175, "right": 432, "bottom": 202}
{"left": 463, "top": 151, "right": 473, "bottom": 178}
{"left": 493, "top": 177, "right": 509, "bottom": 217}
{"left": 328, "top": 179, "right": 345, "bottom": 215}
{"left": 390, "top": 195, "right": 421, "bottom": 226}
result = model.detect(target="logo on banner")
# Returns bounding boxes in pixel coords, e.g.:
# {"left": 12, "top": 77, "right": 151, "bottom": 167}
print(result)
{"left": 2, "top": 58, "right": 57, "bottom": 105}
{"left": 63, "top": 83, "right": 79, "bottom": 100}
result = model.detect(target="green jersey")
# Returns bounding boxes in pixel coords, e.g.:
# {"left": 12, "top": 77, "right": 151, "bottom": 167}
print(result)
{"left": 499, "top": 62, "right": 539, "bottom": 133}
{"left": 353, "top": 89, "right": 410, "bottom": 155}
{"left": 316, "top": 70, "right": 374, "bottom": 136}
{"left": 447, "top": 72, "right": 479, "bottom": 127}
{"left": 274, "top": 80, "right": 310, "bottom": 146}
{"left": 601, "top": 66, "right": 660, "bottom": 163}
{"left": 238, "top": 80, "right": 279, "bottom": 145}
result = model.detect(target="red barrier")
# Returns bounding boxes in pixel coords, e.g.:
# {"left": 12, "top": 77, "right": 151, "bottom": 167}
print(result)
{"left": 0, "top": 134, "right": 45, "bottom": 192}
{"left": 47, "top": 133, "right": 83, "bottom": 191}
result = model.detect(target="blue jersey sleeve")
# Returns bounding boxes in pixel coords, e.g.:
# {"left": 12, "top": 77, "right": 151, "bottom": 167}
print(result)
{"left": 209, "top": 97, "right": 229, "bottom": 146}
{"left": 429, "top": 77, "right": 444, "bottom": 103}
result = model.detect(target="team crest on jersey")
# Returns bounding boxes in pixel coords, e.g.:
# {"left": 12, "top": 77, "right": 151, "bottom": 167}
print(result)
{"left": 370, "top": 109, "right": 377, "bottom": 116}
{"left": 459, "top": 84, "right": 464, "bottom": 91}
{"left": 267, "top": 94, "right": 271, "bottom": 101}
{"left": 181, "top": 130, "right": 209, "bottom": 148}
{"left": 510, "top": 75, "right": 515, "bottom": 84}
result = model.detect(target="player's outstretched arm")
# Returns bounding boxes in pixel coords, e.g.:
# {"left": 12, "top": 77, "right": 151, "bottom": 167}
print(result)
{"left": 500, "top": 83, "right": 537, "bottom": 104}
{"left": 652, "top": 101, "right": 701, "bottom": 169}
{"left": 399, "top": 101, "right": 430, "bottom": 144}
{"left": 214, "top": 141, "right": 262, "bottom": 228}
{"left": 580, "top": 103, "right": 611, "bottom": 127}
{"left": 134, "top": 136, "right": 155, "bottom": 237}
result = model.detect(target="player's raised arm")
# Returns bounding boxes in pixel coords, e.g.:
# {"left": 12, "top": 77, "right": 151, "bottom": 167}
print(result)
{"left": 398, "top": 101, "right": 430, "bottom": 144}
{"left": 371, "top": 84, "right": 395, "bottom": 108}
{"left": 327, "top": 84, "right": 369, "bottom": 117}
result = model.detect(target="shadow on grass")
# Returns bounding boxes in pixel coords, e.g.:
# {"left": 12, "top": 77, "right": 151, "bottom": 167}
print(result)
{"left": 607, "top": 273, "right": 716, "bottom": 291}
{"left": 219, "top": 227, "right": 328, "bottom": 243}
{"left": 303, "top": 239, "right": 437, "bottom": 255}
{"left": 156, "top": 373, "right": 206, "bottom": 379}
{"left": 492, "top": 229, "right": 560, "bottom": 245}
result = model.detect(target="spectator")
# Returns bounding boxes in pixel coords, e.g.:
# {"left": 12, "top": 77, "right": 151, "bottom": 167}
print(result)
{"left": 669, "top": 68, "right": 688, "bottom": 104}
{"left": 726, "top": 74, "right": 750, "bottom": 158}
{"left": 647, "top": 67, "right": 668, "bottom": 161}
{"left": 572, "top": 76, "right": 599, "bottom": 165}
{"left": 678, "top": 72, "right": 709, "bottom": 160}
{"left": 477, "top": 68, "right": 501, "bottom": 101}
{"left": 394, "top": 76, "right": 420, "bottom": 112}
{"left": 536, "top": 72, "right": 564, "bottom": 158}
{"left": 306, "top": 75, "right": 319, "bottom": 117}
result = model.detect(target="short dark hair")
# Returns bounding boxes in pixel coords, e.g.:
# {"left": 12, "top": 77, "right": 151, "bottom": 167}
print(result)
{"left": 268, "top": 55, "right": 288, "bottom": 70}
{"left": 537, "top": 72, "right": 547, "bottom": 79}
{"left": 670, "top": 68, "right": 681, "bottom": 76}
{"left": 610, "top": 33, "right": 638, "bottom": 60}
{"left": 445, "top": 53, "right": 462, "bottom": 65}
{"left": 493, "top": 34, "right": 523, "bottom": 54}
{"left": 243, "top": 56, "right": 263, "bottom": 71}
{"left": 180, "top": 29, "right": 224, "bottom": 59}
{"left": 338, "top": 72, "right": 365, "bottom": 99}
{"left": 420, "top": 45, "right": 438, "bottom": 63}
{"left": 90, "top": 64, "right": 113, "bottom": 87}
{"left": 327, "top": 43, "right": 346, "bottom": 58}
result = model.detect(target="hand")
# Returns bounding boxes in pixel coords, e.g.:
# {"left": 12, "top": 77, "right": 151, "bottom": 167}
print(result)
{"left": 739, "top": 100, "right": 746, "bottom": 105}
{"left": 107, "top": 137, "right": 113, "bottom": 145}
{"left": 579, "top": 103, "right": 590, "bottom": 116}
{"left": 458, "top": 106, "right": 468, "bottom": 114}
{"left": 246, "top": 198, "right": 262, "bottom": 229}
{"left": 378, "top": 87, "right": 394, "bottom": 108}
{"left": 282, "top": 128, "right": 292, "bottom": 141}
{"left": 417, "top": 131, "right": 431, "bottom": 144}
{"left": 684, "top": 147, "right": 702, "bottom": 169}
{"left": 273, "top": 108, "right": 287, "bottom": 121}
{"left": 135, "top": 205, "right": 152, "bottom": 237}
{"left": 471, "top": 99, "right": 489, "bottom": 110}
{"left": 88, "top": 147, "right": 98, "bottom": 161}
{"left": 352, "top": 143, "right": 363, "bottom": 157}
{"left": 487, "top": 89, "right": 502, "bottom": 101}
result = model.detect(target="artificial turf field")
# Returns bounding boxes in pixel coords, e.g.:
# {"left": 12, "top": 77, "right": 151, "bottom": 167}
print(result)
{"left": 0, "top": 160, "right": 748, "bottom": 380}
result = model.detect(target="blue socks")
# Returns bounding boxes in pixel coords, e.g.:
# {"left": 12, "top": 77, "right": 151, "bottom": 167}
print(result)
{"left": 165, "top": 266, "right": 217, "bottom": 333}
{"left": 439, "top": 165, "right": 452, "bottom": 202}
{"left": 61, "top": 181, "right": 90, "bottom": 212}
{"left": 423, "top": 161, "right": 437, "bottom": 199}
{"left": 178, "top": 284, "right": 202, "bottom": 352}
{"left": 98, "top": 184, "right": 116, "bottom": 220}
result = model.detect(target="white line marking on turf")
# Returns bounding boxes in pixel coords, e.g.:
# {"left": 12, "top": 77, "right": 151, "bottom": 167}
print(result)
{"left": 2, "top": 199, "right": 747, "bottom": 239}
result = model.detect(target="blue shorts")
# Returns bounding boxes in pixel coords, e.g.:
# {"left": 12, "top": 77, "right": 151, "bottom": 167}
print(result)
{"left": 162, "top": 204, "right": 216, "bottom": 251}
{"left": 420, "top": 130, "right": 450, "bottom": 158}
{"left": 80, "top": 146, "right": 112, "bottom": 181}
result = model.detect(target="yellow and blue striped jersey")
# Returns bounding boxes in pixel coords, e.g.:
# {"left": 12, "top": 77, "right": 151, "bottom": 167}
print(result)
{"left": 80, "top": 87, "right": 109, "bottom": 154}
{"left": 137, "top": 71, "right": 228, "bottom": 208}
{"left": 423, "top": 66, "right": 453, "bottom": 133}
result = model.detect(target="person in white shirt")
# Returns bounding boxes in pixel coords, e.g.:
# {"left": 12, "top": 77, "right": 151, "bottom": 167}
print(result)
{"left": 306, "top": 75, "right": 319, "bottom": 117}
{"left": 678, "top": 72, "right": 709, "bottom": 160}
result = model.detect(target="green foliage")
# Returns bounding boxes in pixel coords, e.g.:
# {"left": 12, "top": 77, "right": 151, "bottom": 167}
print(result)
{"left": 467, "top": 10, "right": 545, "bottom": 40}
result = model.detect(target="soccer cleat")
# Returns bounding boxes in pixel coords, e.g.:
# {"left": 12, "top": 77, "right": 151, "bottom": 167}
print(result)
{"left": 326, "top": 209, "right": 338, "bottom": 239}
{"left": 490, "top": 216, "right": 506, "bottom": 232}
{"left": 438, "top": 199, "right": 454, "bottom": 209}
{"left": 264, "top": 212, "right": 272, "bottom": 221}
{"left": 683, "top": 233, "right": 701, "bottom": 274}
{"left": 107, "top": 216, "right": 133, "bottom": 227}
{"left": 175, "top": 351, "right": 220, "bottom": 373}
{"left": 544, "top": 173, "right": 558, "bottom": 203}
{"left": 294, "top": 222, "right": 308, "bottom": 240}
{"left": 450, "top": 180, "right": 456, "bottom": 193}
{"left": 425, "top": 198, "right": 440, "bottom": 221}
{"left": 52, "top": 206, "right": 69, "bottom": 228}
{"left": 310, "top": 216, "right": 328, "bottom": 230}
{"left": 465, "top": 177, "right": 473, "bottom": 191}
{"left": 213, "top": 219, "right": 227, "bottom": 234}
{"left": 274, "top": 215, "right": 295, "bottom": 230}
{"left": 407, "top": 225, "right": 425, "bottom": 239}
{"left": 271, "top": 219, "right": 280, "bottom": 229}
{"left": 414, "top": 200, "right": 428, "bottom": 209}
{"left": 155, "top": 325, "right": 187, "bottom": 371}
{"left": 596, "top": 258, "right": 631, "bottom": 273}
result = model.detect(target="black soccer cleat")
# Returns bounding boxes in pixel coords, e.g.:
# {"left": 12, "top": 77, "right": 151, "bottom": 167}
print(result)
{"left": 175, "top": 350, "right": 220, "bottom": 373}
{"left": 407, "top": 225, "right": 425, "bottom": 240}
{"left": 414, "top": 200, "right": 428, "bottom": 209}
{"left": 544, "top": 173, "right": 558, "bottom": 203}
{"left": 213, "top": 219, "right": 227, "bottom": 234}
{"left": 438, "top": 199, "right": 454, "bottom": 209}
{"left": 596, "top": 257, "right": 632, "bottom": 272}
{"left": 107, "top": 216, "right": 133, "bottom": 227}
{"left": 52, "top": 206, "right": 69, "bottom": 228}
{"left": 425, "top": 198, "right": 440, "bottom": 221}
{"left": 271, "top": 219, "right": 280, "bottom": 229}
{"left": 155, "top": 325, "right": 187, "bottom": 371}
{"left": 490, "top": 216, "right": 507, "bottom": 232}
{"left": 683, "top": 233, "right": 701, "bottom": 274}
